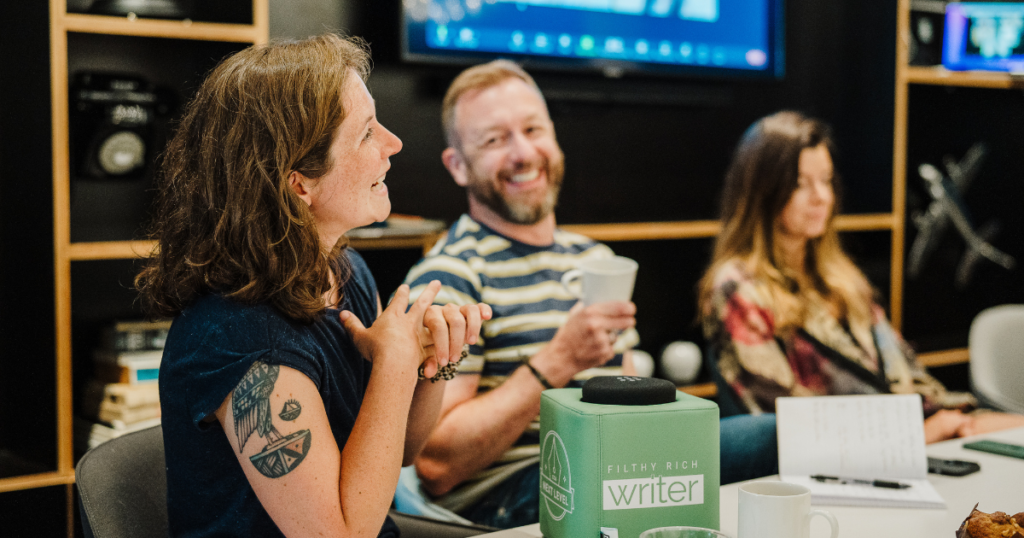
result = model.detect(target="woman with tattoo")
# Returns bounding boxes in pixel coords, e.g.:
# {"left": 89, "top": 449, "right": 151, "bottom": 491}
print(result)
{"left": 135, "top": 34, "right": 491, "bottom": 537}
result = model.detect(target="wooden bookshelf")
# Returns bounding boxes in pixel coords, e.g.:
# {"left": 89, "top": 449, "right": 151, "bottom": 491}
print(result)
{"left": 32, "top": 1, "right": 270, "bottom": 534}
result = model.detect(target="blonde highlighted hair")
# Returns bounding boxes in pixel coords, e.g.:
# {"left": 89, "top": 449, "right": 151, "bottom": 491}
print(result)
{"left": 698, "top": 111, "right": 873, "bottom": 333}
{"left": 441, "top": 59, "right": 543, "bottom": 148}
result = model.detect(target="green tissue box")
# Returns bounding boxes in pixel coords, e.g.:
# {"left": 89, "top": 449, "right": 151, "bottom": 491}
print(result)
{"left": 539, "top": 384, "right": 720, "bottom": 538}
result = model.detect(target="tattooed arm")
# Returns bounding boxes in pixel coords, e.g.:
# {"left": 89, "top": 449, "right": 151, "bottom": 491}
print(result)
{"left": 213, "top": 282, "right": 444, "bottom": 538}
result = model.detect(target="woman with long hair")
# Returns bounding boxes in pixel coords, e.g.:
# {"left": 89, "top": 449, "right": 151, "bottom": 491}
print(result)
{"left": 699, "top": 111, "right": 1023, "bottom": 443}
{"left": 136, "top": 34, "right": 490, "bottom": 537}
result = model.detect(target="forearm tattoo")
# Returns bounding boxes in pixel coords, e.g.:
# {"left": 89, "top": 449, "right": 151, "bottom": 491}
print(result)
{"left": 232, "top": 361, "right": 311, "bottom": 478}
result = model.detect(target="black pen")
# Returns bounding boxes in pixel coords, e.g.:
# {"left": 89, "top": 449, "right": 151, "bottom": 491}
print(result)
{"left": 810, "top": 474, "right": 911, "bottom": 489}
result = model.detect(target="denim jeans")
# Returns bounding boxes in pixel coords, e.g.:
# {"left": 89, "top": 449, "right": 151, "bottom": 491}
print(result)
{"left": 460, "top": 413, "right": 779, "bottom": 529}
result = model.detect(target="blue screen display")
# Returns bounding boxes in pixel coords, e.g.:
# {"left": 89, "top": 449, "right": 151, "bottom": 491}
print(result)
{"left": 403, "top": 0, "right": 783, "bottom": 78}
{"left": 943, "top": 2, "right": 1024, "bottom": 72}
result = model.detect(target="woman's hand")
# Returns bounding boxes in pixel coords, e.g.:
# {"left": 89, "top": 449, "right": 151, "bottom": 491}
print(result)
{"left": 418, "top": 302, "right": 493, "bottom": 378}
{"left": 923, "top": 409, "right": 975, "bottom": 444}
{"left": 339, "top": 282, "right": 442, "bottom": 375}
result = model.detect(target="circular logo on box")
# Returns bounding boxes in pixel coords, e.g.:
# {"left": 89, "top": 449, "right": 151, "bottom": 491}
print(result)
{"left": 540, "top": 431, "right": 575, "bottom": 520}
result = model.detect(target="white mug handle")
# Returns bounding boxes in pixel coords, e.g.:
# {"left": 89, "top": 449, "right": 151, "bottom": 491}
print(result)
{"left": 561, "top": 269, "right": 584, "bottom": 299}
{"left": 808, "top": 509, "right": 839, "bottom": 538}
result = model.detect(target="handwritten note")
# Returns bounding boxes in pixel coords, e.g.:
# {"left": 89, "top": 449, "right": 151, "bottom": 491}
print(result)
{"left": 776, "top": 394, "right": 945, "bottom": 508}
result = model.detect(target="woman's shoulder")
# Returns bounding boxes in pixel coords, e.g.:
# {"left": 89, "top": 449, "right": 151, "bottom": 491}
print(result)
{"left": 171, "top": 295, "right": 290, "bottom": 350}
{"left": 707, "top": 258, "right": 775, "bottom": 311}
{"left": 710, "top": 259, "right": 757, "bottom": 293}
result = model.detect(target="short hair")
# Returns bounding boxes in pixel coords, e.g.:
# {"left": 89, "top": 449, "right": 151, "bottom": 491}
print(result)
{"left": 136, "top": 34, "right": 370, "bottom": 323}
{"left": 441, "top": 59, "right": 543, "bottom": 148}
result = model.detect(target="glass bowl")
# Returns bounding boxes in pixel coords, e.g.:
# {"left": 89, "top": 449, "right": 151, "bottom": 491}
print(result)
{"left": 639, "top": 526, "right": 732, "bottom": 538}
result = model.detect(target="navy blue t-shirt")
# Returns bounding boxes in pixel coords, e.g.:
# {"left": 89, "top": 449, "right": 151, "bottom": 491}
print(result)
{"left": 160, "top": 250, "right": 400, "bottom": 537}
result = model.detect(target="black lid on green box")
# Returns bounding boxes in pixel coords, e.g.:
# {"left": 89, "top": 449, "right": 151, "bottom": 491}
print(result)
{"left": 581, "top": 376, "right": 676, "bottom": 406}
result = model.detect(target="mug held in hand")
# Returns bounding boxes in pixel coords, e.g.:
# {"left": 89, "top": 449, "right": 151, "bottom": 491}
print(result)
{"left": 561, "top": 256, "right": 639, "bottom": 306}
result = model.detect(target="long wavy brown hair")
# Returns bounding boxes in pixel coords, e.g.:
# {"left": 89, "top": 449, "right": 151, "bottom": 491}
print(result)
{"left": 698, "top": 111, "right": 873, "bottom": 333}
{"left": 135, "top": 34, "right": 370, "bottom": 323}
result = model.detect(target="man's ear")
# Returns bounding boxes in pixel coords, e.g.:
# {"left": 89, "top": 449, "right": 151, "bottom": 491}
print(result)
{"left": 441, "top": 147, "right": 469, "bottom": 187}
{"left": 288, "top": 171, "right": 314, "bottom": 207}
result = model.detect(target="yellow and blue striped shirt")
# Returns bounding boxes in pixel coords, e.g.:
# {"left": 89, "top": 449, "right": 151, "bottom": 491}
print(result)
{"left": 403, "top": 214, "right": 640, "bottom": 511}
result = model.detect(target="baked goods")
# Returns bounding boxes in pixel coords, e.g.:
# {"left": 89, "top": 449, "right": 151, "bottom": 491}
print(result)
{"left": 957, "top": 504, "right": 1024, "bottom": 538}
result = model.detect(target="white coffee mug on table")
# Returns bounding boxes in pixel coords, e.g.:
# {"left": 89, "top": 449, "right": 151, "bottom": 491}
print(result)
{"left": 560, "top": 256, "right": 638, "bottom": 305}
{"left": 738, "top": 482, "right": 838, "bottom": 538}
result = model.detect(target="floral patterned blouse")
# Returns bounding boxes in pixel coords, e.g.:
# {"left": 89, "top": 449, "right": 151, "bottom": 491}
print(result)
{"left": 702, "top": 260, "right": 975, "bottom": 416}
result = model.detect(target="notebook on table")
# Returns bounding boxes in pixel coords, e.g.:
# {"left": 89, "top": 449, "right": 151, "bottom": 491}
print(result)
{"left": 776, "top": 394, "right": 946, "bottom": 509}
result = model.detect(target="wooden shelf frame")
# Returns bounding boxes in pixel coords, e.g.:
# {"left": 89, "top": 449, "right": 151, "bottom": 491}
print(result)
{"left": 0, "top": 471, "right": 76, "bottom": 495}
{"left": 905, "top": 66, "right": 1024, "bottom": 89}
{"left": 561, "top": 213, "right": 895, "bottom": 242}
{"left": 62, "top": 12, "right": 267, "bottom": 43}
{"left": 67, "top": 213, "right": 895, "bottom": 262}
{"left": 894, "top": 0, "right": 988, "bottom": 365}
{"left": 917, "top": 348, "right": 970, "bottom": 368}
{"left": 36, "top": 1, "right": 269, "bottom": 528}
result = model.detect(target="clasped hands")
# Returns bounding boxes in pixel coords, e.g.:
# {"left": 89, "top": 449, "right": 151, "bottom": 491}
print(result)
{"left": 340, "top": 280, "right": 493, "bottom": 380}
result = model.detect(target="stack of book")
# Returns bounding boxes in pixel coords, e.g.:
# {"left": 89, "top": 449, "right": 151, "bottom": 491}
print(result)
{"left": 76, "top": 319, "right": 170, "bottom": 453}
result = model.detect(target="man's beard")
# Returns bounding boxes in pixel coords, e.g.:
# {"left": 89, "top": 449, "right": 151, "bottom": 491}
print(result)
{"left": 465, "top": 157, "right": 565, "bottom": 225}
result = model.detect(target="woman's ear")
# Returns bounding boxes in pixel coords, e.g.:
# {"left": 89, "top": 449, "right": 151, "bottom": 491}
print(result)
{"left": 288, "top": 171, "right": 313, "bottom": 207}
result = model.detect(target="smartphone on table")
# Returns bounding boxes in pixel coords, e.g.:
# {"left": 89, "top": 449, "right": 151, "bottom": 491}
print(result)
{"left": 927, "top": 456, "right": 981, "bottom": 476}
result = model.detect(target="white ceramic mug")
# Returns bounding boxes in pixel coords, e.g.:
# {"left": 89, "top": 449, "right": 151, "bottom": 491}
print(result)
{"left": 738, "top": 482, "right": 838, "bottom": 538}
{"left": 560, "top": 256, "right": 638, "bottom": 305}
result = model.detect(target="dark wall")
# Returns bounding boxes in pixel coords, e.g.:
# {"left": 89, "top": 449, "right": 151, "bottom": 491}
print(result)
{"left": 0, "top": 1, "right": 57, "bottom": 475}
{"left": 902, "top": 85, "right": 1024, "bottom": 352}
{"left": 344, "top": 0, "right": 898, "bottom": 361}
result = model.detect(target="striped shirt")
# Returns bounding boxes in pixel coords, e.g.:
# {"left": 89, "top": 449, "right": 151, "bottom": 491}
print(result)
{"left": 404, "top": 214, "right": 639, "bottom": 511}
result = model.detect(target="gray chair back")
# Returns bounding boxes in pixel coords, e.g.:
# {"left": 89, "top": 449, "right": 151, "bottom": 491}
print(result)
{"left": 74, "top": 424, "right": 491, "bottom": 537}
{"left": 75, "top": 425, "right": 169, "bottom": 538}
{"left": 969, "top": 304, "right": 1024, "bottom": 414}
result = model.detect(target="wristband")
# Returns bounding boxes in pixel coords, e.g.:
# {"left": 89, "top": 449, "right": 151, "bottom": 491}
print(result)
{"left": 418, "top": 344, "right": 469, "bottom": 383}
{"left": 522, "top": 357, "right": 554, "bottom": 390}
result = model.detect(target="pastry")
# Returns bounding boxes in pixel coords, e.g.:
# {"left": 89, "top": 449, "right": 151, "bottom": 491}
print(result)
{"left": 957, "top": 504, "right": 1024, "bottom": 538}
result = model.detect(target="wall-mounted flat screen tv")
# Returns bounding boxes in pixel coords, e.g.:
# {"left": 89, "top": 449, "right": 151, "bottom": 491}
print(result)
{"left": 402, "top": 0, "right": 785, "bottom": 79}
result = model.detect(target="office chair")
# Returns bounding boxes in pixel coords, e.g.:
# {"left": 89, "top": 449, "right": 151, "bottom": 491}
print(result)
{"left": 969, "top": 304, "right": 1024, "bottom": 414}
{"left": 75, "top": 425, "right": 491, "bottom": 538}
{"left": 75, "top": 425, "right": 169, "bottom": 538}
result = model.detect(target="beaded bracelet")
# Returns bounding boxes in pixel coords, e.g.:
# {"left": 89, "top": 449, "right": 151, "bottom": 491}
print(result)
{"left": 418, "top": 344, "right": 470, "bottom": 383}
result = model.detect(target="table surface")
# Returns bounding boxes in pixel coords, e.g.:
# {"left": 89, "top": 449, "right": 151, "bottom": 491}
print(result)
{"left": 476, "top": 427, "right": 1024, "bottom": 537}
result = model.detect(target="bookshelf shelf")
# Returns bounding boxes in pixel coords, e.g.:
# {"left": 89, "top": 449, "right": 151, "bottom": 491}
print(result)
{"left": 0, "top": 472, "right": 75, "bottom": 495}
{"left": 904, "top": 66, "right": 1024, "bottom": 90}
{"left": 60, "top": 13, "right": 266, "bottom": 43}
{"left": 917, "top": 348, "right": 970, "bottom": 368}
{"left": 63, "top": 214, "right": 894, "bottom": 261}
{"left": 678, "top": 382, "right": 717, "bottom": 399}
{"left": 551, "top": 213, "right": 893, "bottom": 243}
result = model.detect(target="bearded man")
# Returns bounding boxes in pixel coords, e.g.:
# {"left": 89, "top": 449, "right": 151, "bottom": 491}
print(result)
{"left": 399, "top": 60, "right": 778, "bottom": 529}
